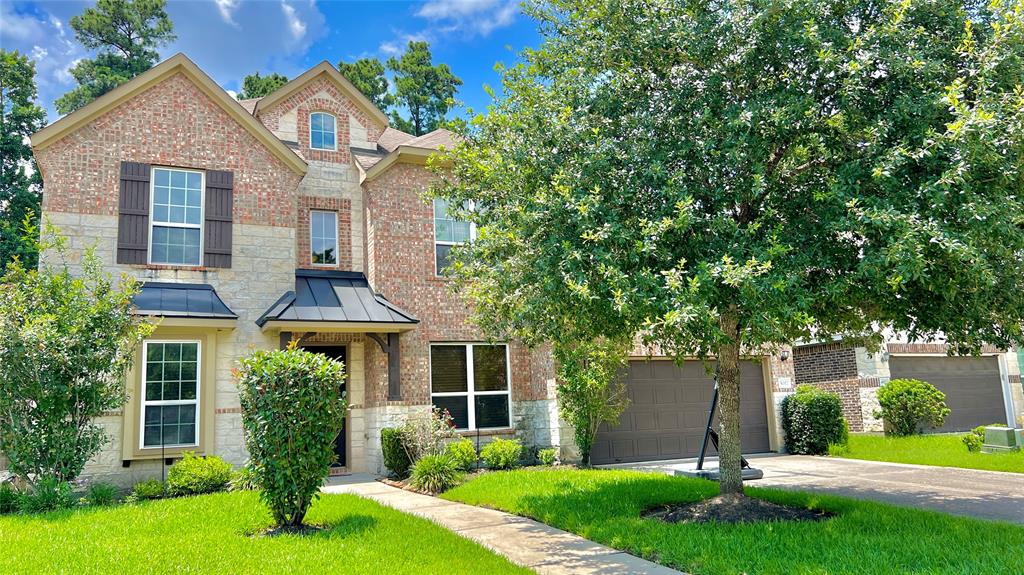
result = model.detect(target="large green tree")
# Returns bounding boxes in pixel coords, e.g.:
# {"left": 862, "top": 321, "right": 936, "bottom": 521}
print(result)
{"left": 237, "top": 71, "right": 289, "bottom": 100}
{"left": 55, "top": 0, "right": 175, "bottom": 115}
{"left": 388, "top": 41, "right": 463, "bottom": 135}
{"left": 0, "top": 50, "right": 46, "bottom": 270}
{"left": 338, "top": 57, "right": 391, "bottom": 110}
{"left": 433, "top": 0, "right": 1024, "bottom": 497}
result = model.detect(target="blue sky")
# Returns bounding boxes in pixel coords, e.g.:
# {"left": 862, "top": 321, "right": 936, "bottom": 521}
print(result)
{"left": 0, "top": 0, "right": 542, "bottom": 124}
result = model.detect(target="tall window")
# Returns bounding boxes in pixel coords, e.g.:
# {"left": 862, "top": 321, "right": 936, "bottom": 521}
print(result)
{"left": 150, "top": 167, "right": 203, "bottom": 266}
{"left": 430, "top": 344, "right": 510, "bottom": 430}
{"left": 310, "top": 112, "right": 336, "bottom": 150}
{"left": 310, "top": 210, "right": 338, "bottom": 265}
{"left": 433, "top": 198, "right": 474, "bottom": 276}
{"left": 141, "top": 341, "right": 200, "bottom": 448}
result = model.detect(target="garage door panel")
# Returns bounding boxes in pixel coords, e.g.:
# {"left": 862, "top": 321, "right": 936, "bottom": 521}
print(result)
{"left": 888, "top": 356, "right": 1005, "bottom": 432}
{"left": 592, "top": 359, "right": 771, "bottom": 465}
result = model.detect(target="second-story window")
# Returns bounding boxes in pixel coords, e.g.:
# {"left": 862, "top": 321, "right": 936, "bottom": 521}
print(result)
{"left": 311, "top": 210, "right": 338, "bottom": 266}
{"left": 310, "top": 112, "right": 336, "bottom": 150}
{"left": 150, "top": 167, "right": 203, "bottom": 266}
{"left": 434, "top": 198, "right": 474, "bottom": 276}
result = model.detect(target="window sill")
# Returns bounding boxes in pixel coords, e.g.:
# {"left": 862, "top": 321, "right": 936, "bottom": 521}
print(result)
{"left": 127, "top": 446, "right": 205, "bottom": 461}
{"left": 457, "top": 427, "right": 515, "bottom": 438}
{"left": 140, "top": 264, "right": 211, "bottom": 272}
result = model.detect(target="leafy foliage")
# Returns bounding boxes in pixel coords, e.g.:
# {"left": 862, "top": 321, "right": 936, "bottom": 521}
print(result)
{"left": 781, "top": 385, "right": 848, "bottom": 455}
{"left": 962, "top": 423, "right": 1006, "bottom": 452}
{"left": 480, "top": 438, "right": 523, "bottom": 470}
{"left": 398, "top": 407, "right": 459, "bottom": 462}
{"left": 229, "top": 463, "right": 260, "bottom": 492}
{"left": 432, "top": 0, "right": 1024, "bottom": 494}
{"left": 381, "top": 427, "right": 413, "bottom": 478}
{"left": 445, "top": 438, "right": 478, "bottom": 472}
{"left": 0, "top": 483, "right": 18, "bottom": 514}
{"left": 387, "top": 41, "right": 462, "bottom": 135}
{"left": 84, "top": 482, "right": 119, "bottom": 506}
{"left": 18, "top": 476, "right": 75, "bottom": 514}
{"left": 552, "top": 339, "right": 629, "bottom": 465}
{"left": 338, "top": 58, "right": 391, "bottom": 110}
{"left": 0, "top": 227, "right": 154, "bottom": 485}
{"left": 56, "top": 0, "right": 175, "bottom": 114}
{"left": 236, "top": 342, "right": 348, "bottom": 527}
{"left": 537, "top": 448, "right": 558, "bottom": 466}
{"left": 129, "top": 479, "right": 165, "bottom": 501}
{"left": 238, "top": 72, "right": 289, "bottom": 100}
{"left": 0, "top": 50, "right": 46, "bottom": 270}
{"left": 166, "top": 453, "right": 233, "bottom": 496}
{"left": 876, "top": 379, "right": 951, "bottom": 436}
{"left": 409, "top": 454, "right": 462, "bottom": 494}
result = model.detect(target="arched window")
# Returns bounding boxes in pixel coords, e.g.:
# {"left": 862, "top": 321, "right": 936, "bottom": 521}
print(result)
{"left": 310, "top": 112, "right": 336, "bottom": 150}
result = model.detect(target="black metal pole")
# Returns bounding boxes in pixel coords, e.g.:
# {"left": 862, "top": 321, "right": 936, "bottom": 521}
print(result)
{"left": 696, "top": 379, "right": 719, "bottom": 471}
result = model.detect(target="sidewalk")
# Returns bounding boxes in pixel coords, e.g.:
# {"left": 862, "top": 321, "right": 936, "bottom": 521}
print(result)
{"left": 324, "top": 474, "right": 685, "bottom": 575}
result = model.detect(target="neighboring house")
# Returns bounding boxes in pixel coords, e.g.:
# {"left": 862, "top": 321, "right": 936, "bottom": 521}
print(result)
{"left": 793, "top": 339, "right": 1024, "bottom": 432}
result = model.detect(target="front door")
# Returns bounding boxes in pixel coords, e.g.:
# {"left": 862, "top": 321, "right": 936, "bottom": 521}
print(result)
{"left": 303, "top": 345, "right": 347, "bottom": 468}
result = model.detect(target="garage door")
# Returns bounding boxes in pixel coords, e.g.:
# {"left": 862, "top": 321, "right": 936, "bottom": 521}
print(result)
{"left": 591, "top": 360, "right": 771, "bottom": 465}
{"left": 888, "top": 356, "right": 1007, "bottom": 432}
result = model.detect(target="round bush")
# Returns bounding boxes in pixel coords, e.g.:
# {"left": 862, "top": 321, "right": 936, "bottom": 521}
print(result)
{"left": 130, "top": 479, "right": 165, "bottom": 501}
{"left": 537, "top": 447, "right": 558, "bottom": 466}
{"left": 781, "top": 385, "right": 848, "bottom": 455}
{"left": 876, "top": 378, "right": 951, "bottom": 436}
{"left": 445, "top": 439, "right": 478, "bottom": 471}
{"left": 962, "top": 423, "right": 1005, "bottom": 452}
{"left": 237, "top": 345, "right": 348, "bottom": 527}
{"left": 166, "top": 452, "right": 233, "bottom": 496}
{"left": 480, "top": 438, "right": 523, "bottom": 470}
{"left": 409, "top": 454, "right": 462, "bottom": 493}
{"left": 381, "top": 427, "right": 412, "bottom": 478}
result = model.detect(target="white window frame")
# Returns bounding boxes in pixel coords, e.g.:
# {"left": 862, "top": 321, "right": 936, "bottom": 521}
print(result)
{"left": 310, "top": 209, "right": 339, "bottom": 267}
{"left": 148, "top": 166, "right": 205, "bottom": 266}
{"left": 309, "top": 112, "right": 337, "bottom": 151}
{"left": 429, "top": 343, "right": 511, "bottom": 430}
{"left": 433, "top": 198, "right": 476, "bottom": 277}
{"left": 139, "top": 340, "right": 201, "bottom": 450}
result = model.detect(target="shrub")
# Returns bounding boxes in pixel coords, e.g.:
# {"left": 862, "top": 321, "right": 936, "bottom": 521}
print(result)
{"left": 129, "top": 479, "right": 165, "bottom": 501}
{"left": 480, "top": 438, "right": 523, "bottom": 470}
{"left": 963, "top": 423, "right": 1005, "bottom": 452}
{"left": 0, "top": 483, "right": 18, "bottom": 514}
{"left": 445, "top": 438, "right": 478, "bottom": 471}
{"left": 229, "top": 464, "right": 260, "bottom": 492}
{"left": 237, "top": 343, "right": 348, "bottom": 528}
{"left": 538, "top": 448, "right": 558, "bottom": 466}
{"left": 399, "top": 408, "right": 459, "bottom": 462}
{"left": 0, "top": 229, "right": 154, "bottom": 485}
{"left": 381, "top": 427, "right": 413, "bottom": 478}
{"left": 18, "top": 476, "right": 75, "bottom": 514}
{"left": 409, "top": 454, "right": 462, "bottom": 493}
{"left": 84, "top": 482, "right": 118, "bottom": 506}
{"left": 876, "top": 379, "right": 951, "bottom": 436}
{"left": 781, "top": 385, "right": 849, "bottom": 455}
{"left": 165, "top": 453, "right": 233, "bottom": 497}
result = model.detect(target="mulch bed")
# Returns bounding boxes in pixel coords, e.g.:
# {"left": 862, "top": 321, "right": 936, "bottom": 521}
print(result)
{"left": 643, "top": 494, "right": 834, "bottom": 525}
{"left": 258, "top": 524, "right": 325, "bottom": 537}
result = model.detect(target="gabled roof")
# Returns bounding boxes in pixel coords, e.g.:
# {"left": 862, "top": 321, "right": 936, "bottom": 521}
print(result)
{"left": 253, "top": 61, "right": 389, "bottom": 128}
{"left": 361, "top": 128, "right": 456, "bottom": 182}
{"left": 30, "top": 53, "right": 307, "bottom": 176}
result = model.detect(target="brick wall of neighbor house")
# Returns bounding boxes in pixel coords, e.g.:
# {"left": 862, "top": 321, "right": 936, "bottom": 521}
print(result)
{"left": 790, "top": 343, "right": 883, "bottom": 432}
{"left": 361, "top": 162, "right": 559, "bottom": 473}
{"left": 793, "top": 342, "right": 858, "bottom": 384}
{"left": 31, "top": 71, "right": 303, "bottom": 486}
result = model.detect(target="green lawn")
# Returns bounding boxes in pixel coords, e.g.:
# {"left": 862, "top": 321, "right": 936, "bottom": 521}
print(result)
{"left": 0, "top": 491, "right": 530, "bottom": 575}
{"left": 443, "top": 468, "right": 1024, "bottom": 575}
{"left": 829, "top": 433, "right": 1024, "bottom": 473}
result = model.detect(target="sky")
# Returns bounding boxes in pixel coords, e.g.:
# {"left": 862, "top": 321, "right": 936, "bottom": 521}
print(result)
{"left": 0, "top": 0, "right": 543, "bottom": 124}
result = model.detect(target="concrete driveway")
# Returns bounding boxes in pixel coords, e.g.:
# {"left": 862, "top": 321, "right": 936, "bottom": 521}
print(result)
{"left": 606, "top": 454, "right": 1024, "bottom": 524}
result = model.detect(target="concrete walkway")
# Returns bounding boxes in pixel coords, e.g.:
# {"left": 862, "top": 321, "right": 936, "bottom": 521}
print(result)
{"left": 608, "top": 454, "right": 1024, "bottom": 524}
{"left": 323, "top": 474, "right": 683, "bottom": 575}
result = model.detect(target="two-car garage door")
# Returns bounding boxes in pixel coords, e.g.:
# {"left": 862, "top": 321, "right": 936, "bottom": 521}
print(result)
{"left": 888, "top": 356, "right": 1008, "bottom": 432}
{"left": 591, "top": 360, "right": 771, "bottom": 465}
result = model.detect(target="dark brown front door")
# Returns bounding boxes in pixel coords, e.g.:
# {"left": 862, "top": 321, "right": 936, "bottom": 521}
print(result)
{"left": 303, "top": 345, "right": 347, "bottom": 467}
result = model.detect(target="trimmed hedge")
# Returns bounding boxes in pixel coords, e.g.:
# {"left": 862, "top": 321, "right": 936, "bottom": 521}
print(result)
{"left": 381, "top": 427, "right": 413, "bottom": 478}
{"left": 876, "top": 378, "right": 951, "bottom": 436}
{"left": 781, "top": 385, "right": 848, "bottom": 455}
{"left": 166, "top": 453, "right": 233, "bottom": 496}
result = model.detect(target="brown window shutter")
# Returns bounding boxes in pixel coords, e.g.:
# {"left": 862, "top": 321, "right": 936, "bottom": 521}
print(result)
{"left": 116, "top": 161, "right": 151, "bottom": 265}
{"left": 204, "top": 170, "right": 233, "bottom": 268}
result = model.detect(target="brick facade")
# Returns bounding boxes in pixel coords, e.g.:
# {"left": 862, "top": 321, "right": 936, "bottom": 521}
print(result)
{"left": 297, "top": 196, "right": 353, "bottom": 269}
{"left": 793, "top": 342, "right": 858, "bottom": 384}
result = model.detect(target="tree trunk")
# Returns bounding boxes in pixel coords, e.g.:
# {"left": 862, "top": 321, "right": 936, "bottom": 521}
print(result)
{"left": 716, "top": 309, "right": 744, "bottom": 496}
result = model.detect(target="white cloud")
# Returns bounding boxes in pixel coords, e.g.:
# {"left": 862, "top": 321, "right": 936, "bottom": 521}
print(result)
{"left": 214, "top": 0, "right": 242, "bottom": 27}
{"left": 226, "top": 89, "right": 239, "bottom": 100}
{"left": 379, "top": 41, "right": 402, "bottom": 56}
{"left": 281, "top": 1, "right": 307, "bottom": 42}
{"left": 56, "top": 58, "right": 83, "bottom": 84}
{"left": 415, "top": 0, "right": 518, "bottom": 37}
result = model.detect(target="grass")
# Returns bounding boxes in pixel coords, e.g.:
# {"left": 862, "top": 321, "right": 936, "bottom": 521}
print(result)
{"left": 443, "top": 467, "right": 1024, "bottom": 575}
{"left": 829, "top": 433, "right": 1024, "bottom": 473}
{"left": 0, "top": 491, "right": 531, "bottom": 575}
